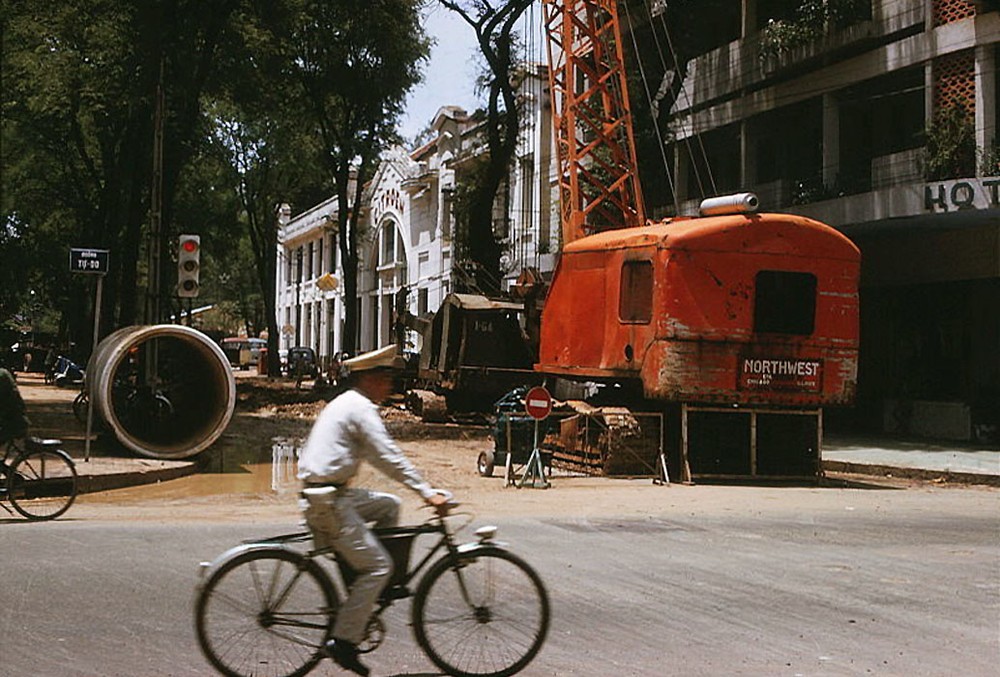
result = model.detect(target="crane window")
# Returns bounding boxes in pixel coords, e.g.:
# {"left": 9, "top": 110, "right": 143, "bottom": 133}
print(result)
{"left": 619, "top": 260, "right": 653, "bottom": 323}
{"left": 754, "top": 271, "right": 817, "bottom": 335}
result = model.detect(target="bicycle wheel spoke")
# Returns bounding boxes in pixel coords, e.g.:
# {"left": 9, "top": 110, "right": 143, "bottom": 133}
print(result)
{"left": 208, "top": 588, "right": 262, "bottom": 618}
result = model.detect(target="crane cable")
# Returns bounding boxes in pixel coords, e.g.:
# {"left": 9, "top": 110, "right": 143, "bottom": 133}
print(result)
{"left": 619, "top": 0, "right": 677, "bottom": 208}
{"left": 639, "top": 0, "right": 717, "bottom": 199}
{"left": 524, "top": 2, "right": 537, "bottom": 271}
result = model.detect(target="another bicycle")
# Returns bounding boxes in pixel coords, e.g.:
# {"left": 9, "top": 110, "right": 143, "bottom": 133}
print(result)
{"left": 195, "top": 499, "right": 550, "bottom": 677}
{"left": 0, "top": 437, "right": 79, "bottom": 520}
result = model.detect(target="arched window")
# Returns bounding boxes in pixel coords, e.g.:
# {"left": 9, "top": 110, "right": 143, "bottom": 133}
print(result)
{"left": 364, "top": 218, "right": 409, "bottom": 349}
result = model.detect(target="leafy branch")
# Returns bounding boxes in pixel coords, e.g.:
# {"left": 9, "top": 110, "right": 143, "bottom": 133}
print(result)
{"left": 759, "top": 0, "right": 868, "bottom": 61}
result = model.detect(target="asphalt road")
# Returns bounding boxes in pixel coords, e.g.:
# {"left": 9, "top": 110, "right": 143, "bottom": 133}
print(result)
{"left": 1, "top": 484, "right": 998, "bottom": 677}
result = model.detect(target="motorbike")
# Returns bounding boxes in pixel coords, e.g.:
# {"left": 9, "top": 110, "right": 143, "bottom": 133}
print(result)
{"left": 47, "top": 355, "right": 85, "bottom": 388}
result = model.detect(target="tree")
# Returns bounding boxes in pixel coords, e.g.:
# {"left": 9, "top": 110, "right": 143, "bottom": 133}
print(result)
{"left": 262, "top": 0, "right": 431, "bottom": 354}
{"left": 440, "top": 0, "right": 533, "bottom": 294}
{"left": 199, "top": 3, "right": 331, "bottom": 373}
{"left": 2, "top": 0, "right": 240, "bottom": 352}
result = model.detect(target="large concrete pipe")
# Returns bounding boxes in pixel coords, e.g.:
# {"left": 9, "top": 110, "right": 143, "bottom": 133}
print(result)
{"left": 88, "top": 325, "right": 236, "bottom": 459}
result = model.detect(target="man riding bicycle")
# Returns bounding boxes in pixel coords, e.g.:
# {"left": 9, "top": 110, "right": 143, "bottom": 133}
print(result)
{"left": 297, "top": 344, "right": 449, "bottom": 676}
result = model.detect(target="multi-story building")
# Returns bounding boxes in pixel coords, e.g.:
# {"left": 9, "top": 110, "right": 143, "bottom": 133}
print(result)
{"left": 275, "top": 65, "right": 558, "bottom": 364}
{"left": 663, "top": 0, "right": 998, "bottom": 441}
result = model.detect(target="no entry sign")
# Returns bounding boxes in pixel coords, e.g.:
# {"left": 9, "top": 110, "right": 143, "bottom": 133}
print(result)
{"left": 524, "top": 386, "right": 553, "bottom": 420}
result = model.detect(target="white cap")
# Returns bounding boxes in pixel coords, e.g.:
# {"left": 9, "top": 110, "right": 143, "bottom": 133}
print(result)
{"left": 342, "top": 345, "right": 403, "bottom": 374}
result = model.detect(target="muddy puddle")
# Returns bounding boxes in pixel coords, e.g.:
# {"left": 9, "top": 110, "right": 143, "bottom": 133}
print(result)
{"left": 83, "top": 436, "right": 306, "bottom": 501}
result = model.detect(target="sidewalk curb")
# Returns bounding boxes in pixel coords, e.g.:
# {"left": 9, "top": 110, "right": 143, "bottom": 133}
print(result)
{"left": 822, "top": 460, "right": 1000, "bottom": 487}
{"left": 75, "top": 462, "right": 199, "bottom": 495}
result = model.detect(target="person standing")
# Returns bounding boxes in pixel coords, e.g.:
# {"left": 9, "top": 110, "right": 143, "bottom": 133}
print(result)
{"left": 297, "top": 344, "right": 449, "bottom": 676}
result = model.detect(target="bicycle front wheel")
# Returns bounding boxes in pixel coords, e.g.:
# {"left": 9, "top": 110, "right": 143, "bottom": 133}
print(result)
{"left": 195, "top": 548, "right": 337, "bottom": 677}
{"left": 7, "top": 448, "right": 78, "bottom": 520}
{"left": 413, "top": 547, "right": 550, "bottom": 677}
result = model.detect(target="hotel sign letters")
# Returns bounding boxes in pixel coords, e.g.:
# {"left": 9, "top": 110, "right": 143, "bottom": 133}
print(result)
{"left": 924, "top": 177, "right": 1000, "bottom": 212}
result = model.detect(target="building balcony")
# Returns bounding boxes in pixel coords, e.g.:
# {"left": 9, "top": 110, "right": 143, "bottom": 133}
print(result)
{"left": 871, "top": 148, "right": 924, "bottom": 190}
{"left": 672, "top": 0, "right": 924, "bottom": 117}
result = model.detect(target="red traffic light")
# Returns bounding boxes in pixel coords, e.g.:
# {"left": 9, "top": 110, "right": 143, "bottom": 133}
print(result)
{"left": 181, "top": 238, "right": 199, "bottom": 253}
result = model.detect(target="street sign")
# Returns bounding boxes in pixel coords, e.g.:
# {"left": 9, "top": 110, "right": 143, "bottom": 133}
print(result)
{"left": 70, "top": 247, "right": 110, "bottom": 460}
{"left": 524, "top": 386, "right": 553, "bottom": 420}
{"left": 69, "top": 248, "right": 110, "bottom": 275}
{"left": 316, "top": 272, "right": 339, "bottom": 291}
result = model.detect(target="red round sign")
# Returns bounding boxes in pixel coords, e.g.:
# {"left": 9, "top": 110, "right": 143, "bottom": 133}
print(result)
{"left": 524, "top": 386, "right": 553, "bottom": 420}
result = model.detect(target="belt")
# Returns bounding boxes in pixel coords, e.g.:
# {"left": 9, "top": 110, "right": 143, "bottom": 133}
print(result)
{"left": 300, "top": 482, "right": 346, "bottom": 500}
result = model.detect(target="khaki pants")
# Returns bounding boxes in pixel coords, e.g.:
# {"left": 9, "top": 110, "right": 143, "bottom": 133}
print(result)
{"left": 301, "top": 486, "right": 401, "bottom": 644}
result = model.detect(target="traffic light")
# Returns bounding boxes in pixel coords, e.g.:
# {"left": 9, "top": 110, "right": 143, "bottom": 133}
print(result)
{"left": 177, "top": 234, "right": 201, "bottom": 298}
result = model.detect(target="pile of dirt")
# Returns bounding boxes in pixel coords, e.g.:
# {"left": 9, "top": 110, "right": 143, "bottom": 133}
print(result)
{"left": 235, "top": 378, "right": 437, "bottom": 435}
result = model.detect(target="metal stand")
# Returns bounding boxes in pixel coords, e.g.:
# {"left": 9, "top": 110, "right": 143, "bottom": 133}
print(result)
{"left": 517, "top": 420, "right": 550, "bottom": 489}
{"left": 84, "top": 275, "right": 103, "bottom": 462}
{"left": 653, "top": 449, "right": 670, "bottom": 486}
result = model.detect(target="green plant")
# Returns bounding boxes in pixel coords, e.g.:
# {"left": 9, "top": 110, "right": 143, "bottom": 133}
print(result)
{"left": 923, "top": 105, "right": 976, "bottom": 180}
{"left": 759, "top": 0, "right": 868, "bottom": 61}
{"left": 978, "top": 138, "right": 1000, "bottom": 177}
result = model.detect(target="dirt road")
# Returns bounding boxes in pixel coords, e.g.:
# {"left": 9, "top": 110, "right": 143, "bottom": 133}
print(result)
{"left": 14, "top": 370, "right": 995, "bottom": 525}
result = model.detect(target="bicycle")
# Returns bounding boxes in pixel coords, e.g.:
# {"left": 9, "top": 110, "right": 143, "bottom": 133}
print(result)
{"left": 195, "top": 496, "right": 550, "bottom": 677}
{"left": 0, "top": 436, "right": 79, "bottom": 520}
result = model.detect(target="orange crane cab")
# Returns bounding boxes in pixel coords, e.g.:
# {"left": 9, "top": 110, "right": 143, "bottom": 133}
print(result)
{"left": 538, "top": 202, "right": 861, "bottom": 407}
{"left": 536, "top": 196, "right": 861, "bottom": 480}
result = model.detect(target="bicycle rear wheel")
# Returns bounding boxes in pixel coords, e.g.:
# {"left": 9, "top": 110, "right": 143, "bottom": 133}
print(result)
{"left": 73, "top": 391, "right": 88, "bottom": 424}
{"left": 413, "top": 547, "right": 550, "bottom": 677}
{"left": 7, "top": 448, "right": 78, "bottom": 520}
{"left": 195, "top": 548, "right": 337, "bottom": 677}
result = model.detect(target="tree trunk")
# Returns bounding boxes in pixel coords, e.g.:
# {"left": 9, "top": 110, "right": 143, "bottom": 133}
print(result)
{"left": 336, "top": 163, "right": 358, "bottom": 355}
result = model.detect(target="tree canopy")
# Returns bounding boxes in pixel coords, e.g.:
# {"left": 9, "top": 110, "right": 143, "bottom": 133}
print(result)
{"left": 1, "top": 0, "right": 430, "bottom": 359}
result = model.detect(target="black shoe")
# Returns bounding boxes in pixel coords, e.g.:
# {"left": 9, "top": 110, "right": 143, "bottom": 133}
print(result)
{"left": 380, "top": 585, "right": 410, "bottom": 601}
{"left": 325, "top": 638, "right": 370, "bottom": 676}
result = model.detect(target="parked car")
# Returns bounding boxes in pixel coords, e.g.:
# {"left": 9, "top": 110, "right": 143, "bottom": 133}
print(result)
{"left": 285, "top": 346, "right": 318, "bottom": 379}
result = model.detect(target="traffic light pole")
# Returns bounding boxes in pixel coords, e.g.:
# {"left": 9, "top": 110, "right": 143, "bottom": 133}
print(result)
{"left": 142, "top": 62, "right": 166, "bottom": 395}
{"left": 146, "top": 57, "right": 165, "bottom": 327}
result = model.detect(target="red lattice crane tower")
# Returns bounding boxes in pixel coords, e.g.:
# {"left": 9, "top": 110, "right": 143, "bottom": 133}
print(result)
{"left": 542, "top": 0, "right": 645, "bottom": 245}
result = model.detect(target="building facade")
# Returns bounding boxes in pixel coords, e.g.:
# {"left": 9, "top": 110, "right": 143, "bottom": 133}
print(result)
{"left": 276, "top": 66, "right": 559, "bottom": 364}
{"left": 664, "top": 0, "right": 999, "bottom": 440}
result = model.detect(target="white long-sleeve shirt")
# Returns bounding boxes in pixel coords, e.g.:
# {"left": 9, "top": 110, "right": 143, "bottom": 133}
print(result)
{"left": 297, "top": 388, "right": 436, "bottom": 500}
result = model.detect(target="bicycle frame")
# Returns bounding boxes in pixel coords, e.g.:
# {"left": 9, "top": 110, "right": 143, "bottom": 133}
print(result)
{"left": 197, "top": 512, "right": 493, "bottom": 616}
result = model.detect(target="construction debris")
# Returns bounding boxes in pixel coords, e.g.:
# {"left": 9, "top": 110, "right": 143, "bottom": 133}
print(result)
{"left": 549, "top": 401, "right": 663, "bottom": 477}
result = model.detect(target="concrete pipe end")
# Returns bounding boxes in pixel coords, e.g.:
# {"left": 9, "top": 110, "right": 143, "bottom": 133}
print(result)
{"left": 89, "top": 325, "right": 236, "bottom": 460}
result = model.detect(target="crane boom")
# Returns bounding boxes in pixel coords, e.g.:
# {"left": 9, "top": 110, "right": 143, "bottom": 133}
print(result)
{"left": 542, "top": 0, "right": 645, "bottom": 245}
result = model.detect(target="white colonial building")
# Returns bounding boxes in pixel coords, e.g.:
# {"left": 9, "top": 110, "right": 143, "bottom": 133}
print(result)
{"left": 276, "top": 65, "right": 559, "bottom": 364}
